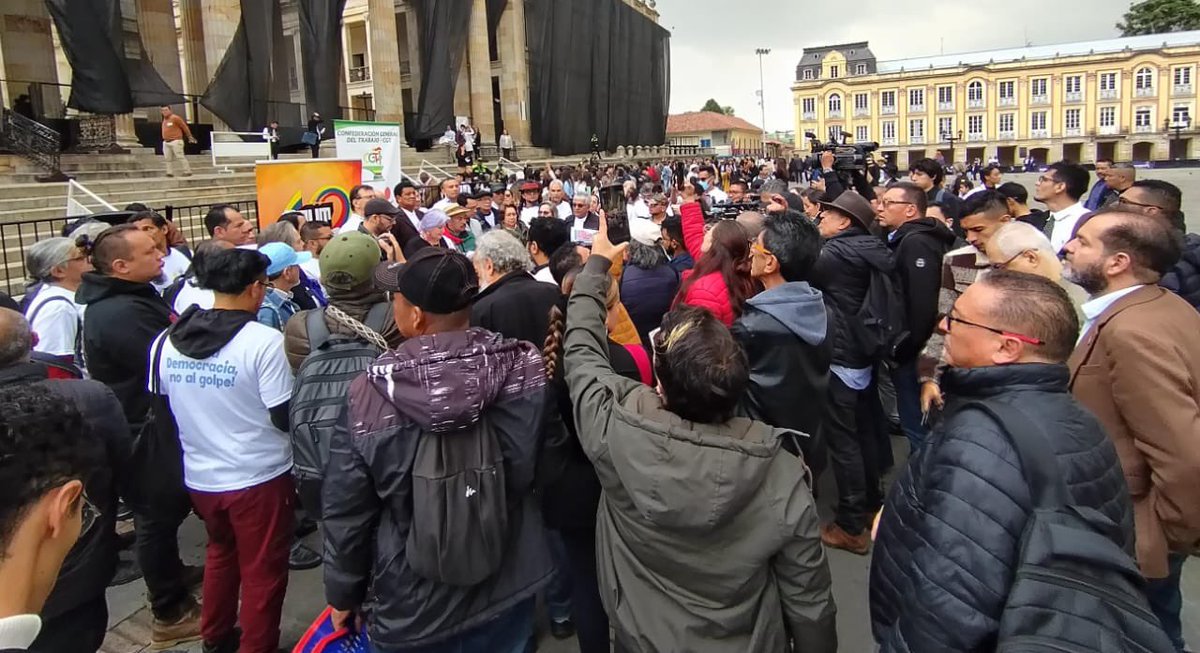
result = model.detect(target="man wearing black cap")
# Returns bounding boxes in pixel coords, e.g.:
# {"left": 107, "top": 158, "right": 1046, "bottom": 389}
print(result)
{"left": 323, "top": 248, "right": 552, "bottom": 652}
{"left": 810, "top": 191, "right": 896, "bottom": 554}
{"left": 360, "top": 199, "right": 403, "bottom": 261}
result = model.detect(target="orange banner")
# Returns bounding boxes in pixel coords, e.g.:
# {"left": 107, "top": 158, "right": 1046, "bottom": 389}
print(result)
{"left": 254, "top": 159, "right": 363, "bottom": 230}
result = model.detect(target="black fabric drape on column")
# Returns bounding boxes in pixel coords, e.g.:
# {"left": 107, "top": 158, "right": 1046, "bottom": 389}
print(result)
{"left": 409, "top": 0, "right": 473, "bottom": 142}
{"left": 45, "top": 0, "right": 182, "bottom": 114}
{"left": 524, "top": 0, "right": 669, "bottom": 155}
{"left": 201, "top": 1, "right": 280, "bottom": 131}
{"left": 297, "top": 0, "right": 348, "bottom": 125}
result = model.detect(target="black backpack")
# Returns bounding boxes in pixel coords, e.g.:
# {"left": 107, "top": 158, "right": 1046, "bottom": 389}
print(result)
{"left": 965, "top": 401, "right": 1175, "bottom": 653}
{"left": 289, "top": 304, "right": 390, "bottom": 518}
{"left": 852, "top": 257, "right": 909, "bottom": 362}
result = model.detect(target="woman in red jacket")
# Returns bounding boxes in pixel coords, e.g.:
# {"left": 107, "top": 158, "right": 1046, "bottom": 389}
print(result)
{"left": 674, "top": 199, "right": 753, "bottom": 326}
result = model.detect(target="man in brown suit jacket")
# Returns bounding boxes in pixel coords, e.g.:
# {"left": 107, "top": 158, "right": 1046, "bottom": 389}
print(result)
{"left": 1064, "top": 210, "right": 1200, "bottom": 651}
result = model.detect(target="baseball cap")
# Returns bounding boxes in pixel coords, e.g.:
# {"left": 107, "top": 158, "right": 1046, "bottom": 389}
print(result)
{"left": 519, "top": 181, "right": 540, "bottom": 192}
{"left": 260, "top": 241, "right": 313, "bottom": 277}
{"left": 320, "top": 232, "right": 381, "bottom": 290}
{"left": 363, "top": 198, "right": 400, "bottom": 218}
{"left": 373, "top": 247, "right": 479, "bottom": 314}
{"left": 818, "top": 191, "right": 876, "bottom": 232}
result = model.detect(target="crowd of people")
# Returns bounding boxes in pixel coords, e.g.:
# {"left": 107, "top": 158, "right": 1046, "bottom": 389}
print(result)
{"left": 0, "top": 149, "right": 1198, "bottom": 653}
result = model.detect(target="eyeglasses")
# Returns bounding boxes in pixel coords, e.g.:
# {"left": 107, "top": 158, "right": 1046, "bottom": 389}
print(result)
{"left": 80, "top": 491, "right": 99, "bottom": 535}
{"left": 880, "top": 199, "right": 913, "bottom": 208}
{"left": 1036, "top": 175, "right": 1060, "bottom": 185}
{"left": 1116, "top": 197, "right": 1166, "bottom": 212}
{"left": 990, "top": 249, "right": 1032, "bottom": 270}
{"left": 945, "top": 309, "right": 1044, "bottom": 345}
{"left": 751, "top": 241, "right": 774, "bottom": 258}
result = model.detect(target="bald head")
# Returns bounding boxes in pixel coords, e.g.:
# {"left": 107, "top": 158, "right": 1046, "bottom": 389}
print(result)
{"left": 0, "top": 308, "right": 32, "bottom": 367}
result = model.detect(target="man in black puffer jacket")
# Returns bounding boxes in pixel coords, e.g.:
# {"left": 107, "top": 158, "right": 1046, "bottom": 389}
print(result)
{"left": 809, "top": 192, "right": 894, "bottom": 554}
{"left": 870, "top": 271, "right": 1133, "bottom": 652}
{"left": 1162, "top": 232, "right": 1200, "bottom": 310}
{"left": 0, "top": 309, "right": 131, "bottom": 653}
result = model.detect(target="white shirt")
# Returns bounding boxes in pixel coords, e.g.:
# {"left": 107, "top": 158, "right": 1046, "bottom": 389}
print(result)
{"left": 1048, "top": 201, "right": 1089, "bottom": 252}
{"left": 338, "top": 213, "right": 365, "bottom": 235}
{"left": 400, "top": 207, "right": 423, "bottom": 233}
{"left": 499, "top": 133, "right": 514, "bottom": 149}
{"left": 706, "top": 187, "right": 729, "bottom": 204}
{"left": 173, "top": 279, "right": 215, "bottom": 314}
{"left": 154, "top": 248, "right": 191, "bottom": 292}
{"left": 626, "top": 198, "right": 651, "bottom": 219}
{"left": 533, "top": 265, "right": 555, "bottom": 285}
{"left": 25, "top": 284, "right": 85, "bottom": 358}
{"left": 628, "top": 217, "right": 661, "bottom": 246}
{"left": 1079, "top": 284, "right": 1146, "bottom": 343}
{"left": 554, "top": 201, "right": 572, "bottom": 220}
{"left": 261, "top": 127, "right": 278, "bottom": 143}
{"left": 520, "top": 205, "right": 539, "bottom": 226}
{"left": 432, "top": 197, "right": 456, "bottom": 212}
{"left": 0, "top": 614, "right": 41, "bottom": 650}
{"left": 152, "top": 323, "right": 294, "bottom": 493}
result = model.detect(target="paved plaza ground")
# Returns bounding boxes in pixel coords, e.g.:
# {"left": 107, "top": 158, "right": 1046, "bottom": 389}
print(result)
{"left": 99, "top": 165, "right": 1200, "bottom": 652}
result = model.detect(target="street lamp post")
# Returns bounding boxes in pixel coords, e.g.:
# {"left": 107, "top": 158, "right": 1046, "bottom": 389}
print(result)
{"left": 1166, "top": 116, "right": 1192, "bottom": 160}
{"left": 941, "top": 129, "right": 963, "bottom": 166}
{"left": 756, "top": 48, "right": 770, "bottom": 159}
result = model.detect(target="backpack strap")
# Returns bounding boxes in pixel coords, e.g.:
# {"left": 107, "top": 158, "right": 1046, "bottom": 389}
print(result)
{"left": 960, "top": 400, "right": 1072, "bottom": 510}
{"left": 306, "top": 309, "right": 333, "bottom": 351}
{"left": 148, "top": 332, "right": 168, "bottom": 395}
{"left": 26, "top": 294, "right": 74, "bottom": 325}
{"left": 363, "top": 302, "right": 391, "bottom": 333}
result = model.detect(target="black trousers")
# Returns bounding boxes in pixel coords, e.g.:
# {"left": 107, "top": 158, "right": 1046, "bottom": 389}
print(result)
{"left": 30, "top": 594, "right": 107, "bottom": 653}
{"left": 825, "top": 374, "right": 885, "bottom": 535}
{"left": 560, "top": 526, "right": 611, "bottom": 653}
{"left": 134, "top": 508, "right": 191, "bottom": 621}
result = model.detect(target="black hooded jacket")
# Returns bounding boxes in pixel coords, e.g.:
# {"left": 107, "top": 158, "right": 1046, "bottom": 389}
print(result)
{"left": 75, "top": 273, "right": 174, "bottom": 427}
{"left": 887, "top": 218, "right": 956, "bottom": 363}
{"left": 0, "top": 363, "right": 130, "bottom": 619}
{"left": 1160, "top": 232, "right": 1200, "bottom": 311}
{"left": 811, "top": 227, "right": 896, "bottom": 369}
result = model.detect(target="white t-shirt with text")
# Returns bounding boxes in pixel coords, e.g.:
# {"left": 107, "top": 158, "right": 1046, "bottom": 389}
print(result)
{"left": 151, "top": 322, "right": 294, "bottom": 493}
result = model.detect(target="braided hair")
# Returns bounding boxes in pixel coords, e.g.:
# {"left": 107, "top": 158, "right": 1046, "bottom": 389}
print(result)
{"left": 542, "top": 303, "right": 565, "bottom": 379}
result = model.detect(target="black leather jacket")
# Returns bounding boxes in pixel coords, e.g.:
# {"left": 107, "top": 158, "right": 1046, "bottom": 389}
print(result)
{"left": 811, "top": 227, "right": 895, "bottom": 369}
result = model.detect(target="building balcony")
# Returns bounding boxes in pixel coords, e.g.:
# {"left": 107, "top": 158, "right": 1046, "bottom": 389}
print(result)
{"left": 1064, "top": 127, "right": 1083, "bottom": 137}
{"left": 880, "top": 105, "right": 897, "bottom": 115}
{"left": 1135, "top": 86, "right": 1156, "bottom": 98}
{"left": 1064, "top": 91, "right": 1083, "bottom": 103}
{"left": 1030, "top": 94, "right": 1050, "bottom": 105}
{"left": 802, "top": 111, "right": 816, "bottom": 120}
{"left": 998, "top": 130, "right": 1015, "bottom": 140}
{"left": 909, "top": 134, "right": 926, "bottom": 144}
{"left": 1031, "top": 128, "right": 1049, "bottom": 138}
{"left": 349, "top": 66, "right": 371, "bottom": 83}
{"left": 908, "top": 104, "right": 926, "bottom": 113}
{"left": 937, "top": 101, "right": 954, "bottom": 112}
{"left": 828, "top": 109, "right": 844, "bottom": 119}
{"left": 1134, "top": 123, "right": 1155, "bottom": 133}
{"left": 1098, "top": 124, "right": 1120, "bottom": 135}
{"left": 998, "top": 96, "right": 1017, "bottom": 107}
{"left": 1173, "top": 83, "right": 1194, "bottom": 96}
{"left": 967, "top": 132, "right": 986, "bottom": 142}
{"left": 854, "top": 107, "right": 870, "bottom": 117}
{"left": 1099, "top": 88, "right": 1119, "bottom": 100}
{"left": 967, "top": 98, "right": 985, "bottom": 109}
{"left": 881, "top": 136, "right": 898, "bottom": 146}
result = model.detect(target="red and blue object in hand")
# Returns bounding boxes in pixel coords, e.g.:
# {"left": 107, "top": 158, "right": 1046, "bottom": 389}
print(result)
{"left": 293, "top": 607, "right": 371, "bottom": 653}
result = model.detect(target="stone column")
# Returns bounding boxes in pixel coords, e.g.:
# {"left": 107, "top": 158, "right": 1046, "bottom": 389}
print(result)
{"left": 453, "top": 53, "right": 470, "bottom": 119}
{"left": 178, "top": 0, "right": 207, "bottom": 119}
{"left": 137, "top": 0, "right": 185, "bottom": 121}
{"left": 496, "top": 0, "right": 530, "bottom": 144}
{"left": 0, "top": 1, "right": 61, "bottom": 118}
{"left": 367, "top": 0, "right": 404, "bottom": 123}
{"left": 201, "top": 0, "right": 240, "bottom": 81}
{"left": 402, "top": 8, "right": 421, "bottom": 108}
{"left": 466, "top": 0, "right": 495, "bottom": 144}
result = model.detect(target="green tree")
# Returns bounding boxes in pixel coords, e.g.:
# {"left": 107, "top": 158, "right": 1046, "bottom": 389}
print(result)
{"left": 721, "top": 106, "right": 736, "bottom": 116}
{"left": 1117, "top": 0, "right": 1200, "bottom": 35}
{"left": 701, "top": 98, "right": 723, "bottom": 113}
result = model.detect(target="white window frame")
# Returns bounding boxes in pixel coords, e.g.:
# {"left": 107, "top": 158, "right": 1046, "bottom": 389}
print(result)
{"left": 1135, "top": 107, "right": 1152, "bottom": 127}
{"left": 882, "top": 120, "right": 897, "bottom": 140}
{"left": 1174, "top": 66, "right": 1192, "bottom": 87}
{"left": 803, "top": 68, "right": 814, "bottom": 80}
{"left": 967, "top": 81, "right": 984, "bottom": 101}
{"left": 828, "top": 93, "right": 843, "bottom": 114}
{"left": 1031, "top": 111, "right": 1047, "bottom": 131}
{"left": 1099, "top": 106, "right": 1117, "bottom": 127}
{"left": 1135, "top": 67, "right": 1155, "bottom": 90}
{"left": 855, "top": 63, "right": 867, "bottom": 75}
{"left": 1065, "top": 108, "right": 1081, "bottom": 130}
{"left": 1172, "top": 105, "right": 1190, "bottom": 125}
{"left": 937, "top": 117, "right": 953, "bottom": 138}
{"left": 855, "top": 125, "right": 869, "bottom": 142}
{"left": 909, "top": 118, "right": 925, "bottom": 141}
{"left": 968, "top": 114, "right": 984, "bottom": 135}
{"left": 830, "top": 65, "right": 840, "bottom": 79}
{"left": 937, "top": 85, "right": 954, "bottom": 105}
{"left": 854, "top": 93, "right": 869, "bottom": 111}
{"left": 908, "top": 87, "right": 925, "bottom": 110}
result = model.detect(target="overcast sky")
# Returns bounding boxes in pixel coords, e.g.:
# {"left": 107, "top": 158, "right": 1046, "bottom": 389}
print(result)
{"left": 655, "top": 0, "right": 1137, "bottom": 132}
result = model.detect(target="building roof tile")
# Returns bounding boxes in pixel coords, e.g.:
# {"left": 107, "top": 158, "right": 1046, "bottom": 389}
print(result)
{"left": 667, "top": 111, "right": 762, "bottom": 134}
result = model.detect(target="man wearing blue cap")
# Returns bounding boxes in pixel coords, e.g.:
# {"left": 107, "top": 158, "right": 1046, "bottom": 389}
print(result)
{"left": 258, "top": 242, "right": 313, "bottom": 331}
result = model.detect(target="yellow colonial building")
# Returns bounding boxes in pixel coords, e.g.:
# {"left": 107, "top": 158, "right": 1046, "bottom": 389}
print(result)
{"left": 791, "top": 32, "right": 1200, "bottom": 168}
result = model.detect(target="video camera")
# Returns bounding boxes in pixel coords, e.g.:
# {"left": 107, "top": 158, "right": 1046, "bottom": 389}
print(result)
{"left": 804, "top": 131, "right": 879, "bottom": 173}
{"left": 710, "top": 200, "right": 761, "bottom": 219}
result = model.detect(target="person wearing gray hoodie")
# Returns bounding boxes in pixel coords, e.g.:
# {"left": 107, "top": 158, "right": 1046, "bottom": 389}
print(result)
{"left": 563, "top": 220, "right": 837, "bottom": 653}
{"left": 732, "top": 211, "right": 832, "bottom": 477}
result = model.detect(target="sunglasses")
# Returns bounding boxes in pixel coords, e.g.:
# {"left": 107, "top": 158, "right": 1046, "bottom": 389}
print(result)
{"left": 1116, "top": 197, "right": 1166, "bottom": 212}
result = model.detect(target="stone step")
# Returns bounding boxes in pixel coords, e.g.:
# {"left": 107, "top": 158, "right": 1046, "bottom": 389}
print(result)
{"left": 0, "top": 173, "right": 256, "bottom": 202}
{"left": 0, "top": 185, "right": 258, "bottom": 223}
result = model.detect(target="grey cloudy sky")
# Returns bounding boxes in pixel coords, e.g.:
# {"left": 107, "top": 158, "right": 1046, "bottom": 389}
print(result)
{"left": 655, "top": 0, "right": 1137, "bottom": 132}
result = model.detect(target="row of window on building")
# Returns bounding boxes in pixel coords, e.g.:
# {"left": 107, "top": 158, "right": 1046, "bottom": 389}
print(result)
{"left": 802, "top": 63, "right": 871, "bottom": 80}
{"left": 800, "top": 66, "right": 1194, "bottom": 119}
{"left": 823, "top": 104, "right": 1192, "bottom": 146}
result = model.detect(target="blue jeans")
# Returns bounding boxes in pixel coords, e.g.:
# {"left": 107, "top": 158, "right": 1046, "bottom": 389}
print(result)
{"left": 890, "top": 360, "right": 929, "bottom": 452}
{"left": 1145, "top": 553, "right": 1188, "bottom": 651}
{"left": 381, "top": 598, "right": 535, "bottom": 653}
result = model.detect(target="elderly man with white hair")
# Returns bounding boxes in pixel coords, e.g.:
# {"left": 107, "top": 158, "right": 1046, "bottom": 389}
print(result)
{"left": 470, "top": 230, "right": 562, "bottom": 347}
{"left": 548, "top": 180, "right": 572, "bottom": 219}
{"left": 983, "top": 220, "right": 1088, "bottom": 317}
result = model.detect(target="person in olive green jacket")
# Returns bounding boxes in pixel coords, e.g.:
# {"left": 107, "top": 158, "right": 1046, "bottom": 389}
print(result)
{"left": 563, "top": 220, "right": 837, "bottom": 653}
